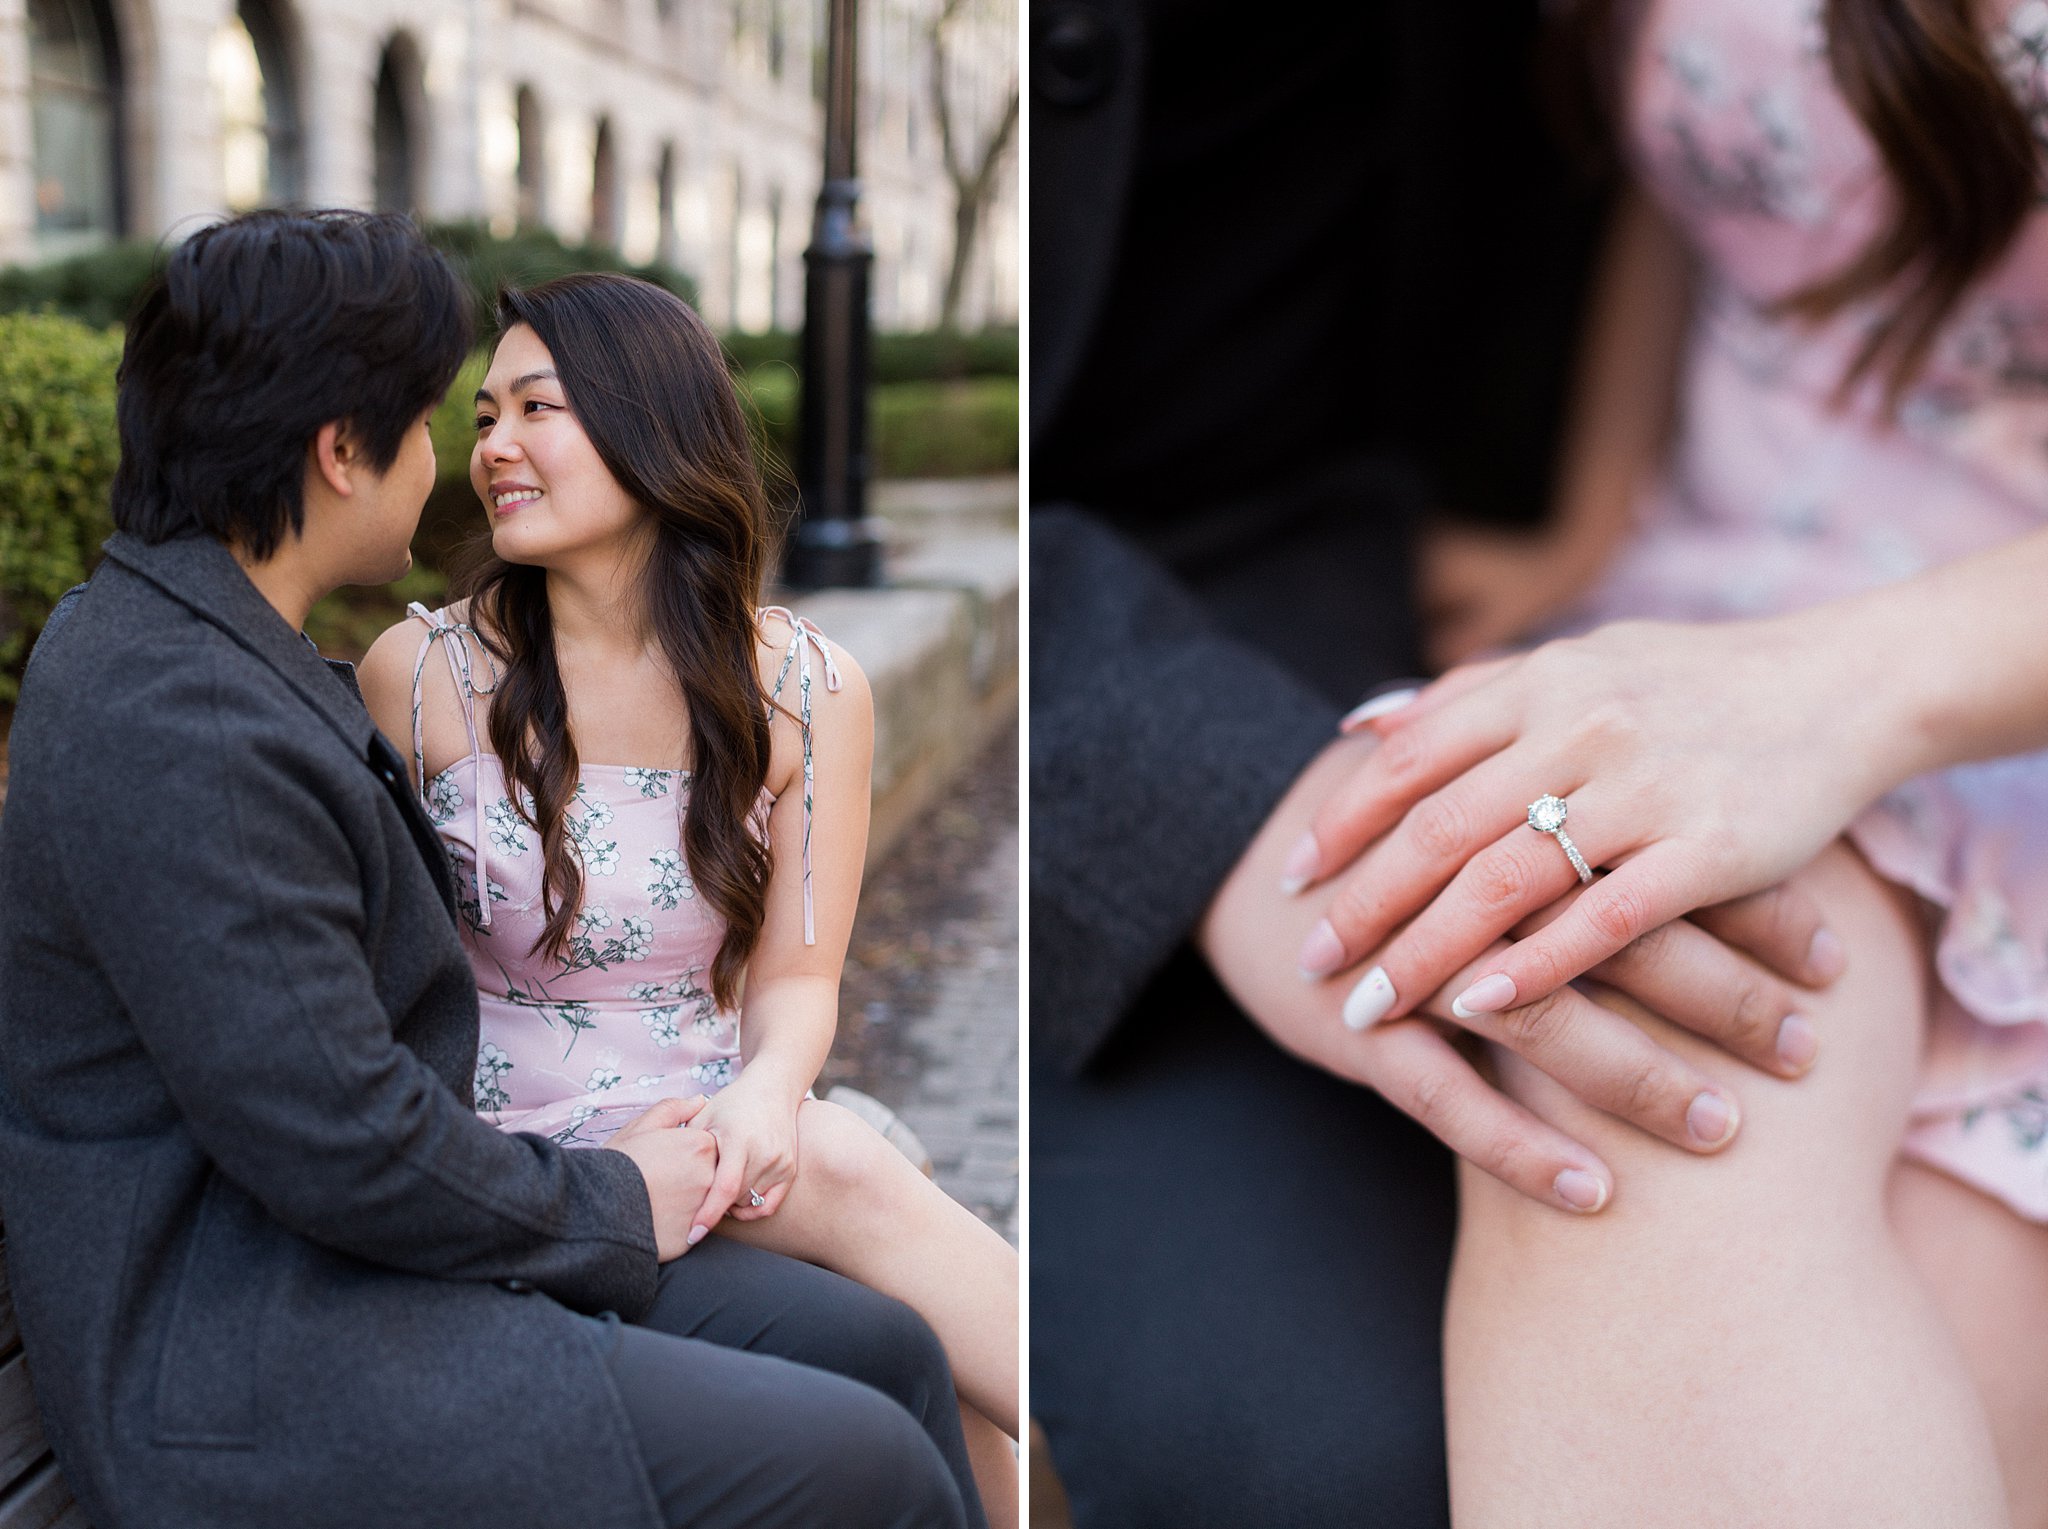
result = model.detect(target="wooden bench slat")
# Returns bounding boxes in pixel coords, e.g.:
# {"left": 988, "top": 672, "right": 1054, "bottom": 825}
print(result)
{"left": 0, "top": 1457, "right": 87, "bottom": 1529}
{"left": 0, "top": 1356, "right": 51, "bottom": 1496}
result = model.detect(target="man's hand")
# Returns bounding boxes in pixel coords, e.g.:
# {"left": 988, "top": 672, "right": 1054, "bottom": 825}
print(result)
{"left": 1198, "top": 734, "right": 1834, "bottom": 1212}
{"left": 608, "top": 1096, "right": 721, "bottom": 1260}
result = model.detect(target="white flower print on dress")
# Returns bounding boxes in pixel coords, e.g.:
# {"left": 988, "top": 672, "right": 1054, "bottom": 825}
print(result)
{"left": 647, "top": 849, "right": 695, "bottom": 910}
{"left": 619, "top": 916, "right": 653, "bottom": 961}
{"left": 636, "top": 1074, "right": 666, "bottom": 1087}
{"left": 573, "top": 785, "right": 615, "bottom": 832}
{"left": 688, "top": 1058, "right": 735, "bottom": 1090}
{"left": 577, "top": 905, "right": 614, "bottom": 936}
{"left": 567, "top": 814, "right": 621, "bottom": 875}
{"left": 474, "top": 1042, "right": 513, "bottom": 1114}
{"left": 623, "top": 768, "right": 674, "bottom": 798}
{"left": 424, "top": 769, "right": 464, "bottom": 826}
{"left": 587, "top": 1065, "right": 622, "bottom": 1092}
{"left": 627, "top": 982, "right": 666, "bottom": 1002}
{"left": 486, "top": 797, "right": 530, "bottom": 856}
{"left": 550, "top": 1102, "right": 604, "bottom": 1147}
{"left": 640, "top": 1005, "right": 683, "bottom": 1048}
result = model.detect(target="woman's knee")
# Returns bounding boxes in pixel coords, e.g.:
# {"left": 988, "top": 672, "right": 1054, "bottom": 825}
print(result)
{"left": 795, "top": 1097, "right": 900, "bottom": 1209}
{"left": 1473, "top": 838, "right": 1934, "bottom": 1232}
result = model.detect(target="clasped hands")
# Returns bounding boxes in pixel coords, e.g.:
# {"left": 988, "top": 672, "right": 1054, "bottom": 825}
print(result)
{"left": 608, "top": 1073, "right": 803, "bottom": 1260}
{"left": 1199, "top": 614, "right": 1890, "bottom": 1212}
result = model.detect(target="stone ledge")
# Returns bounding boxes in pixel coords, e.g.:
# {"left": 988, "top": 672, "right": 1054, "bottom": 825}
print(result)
{"left": 769, "top": 516, "right": 1018, "bottom": 870}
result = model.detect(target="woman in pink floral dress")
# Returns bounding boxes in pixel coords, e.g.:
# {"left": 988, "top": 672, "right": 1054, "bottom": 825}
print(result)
{"left": 361, "top": 274, "right": 1017, "bottom": 1526}
{"left": 1271, "top": 0, "right": 2048, "bottom": 1522}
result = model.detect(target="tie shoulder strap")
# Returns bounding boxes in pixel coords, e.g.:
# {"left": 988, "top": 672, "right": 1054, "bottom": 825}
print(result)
{"left": 757, "top": 606, "right": 843, "bottom": 945}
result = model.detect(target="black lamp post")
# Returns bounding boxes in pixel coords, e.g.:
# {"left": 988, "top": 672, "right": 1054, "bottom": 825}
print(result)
{"left": 785, "top": 0, "right": 883, "bottom": 588}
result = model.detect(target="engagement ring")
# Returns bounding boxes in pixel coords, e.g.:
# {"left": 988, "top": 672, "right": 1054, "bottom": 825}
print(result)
{"left": 747, "top": 1188, "right": 767, "bottom": 1208}
{"left": 1527, "top": 794, "right": 1594, "bottom": 884}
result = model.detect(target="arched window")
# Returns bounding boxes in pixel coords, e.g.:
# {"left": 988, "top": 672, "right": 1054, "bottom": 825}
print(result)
{"left": 27, "top": 0, "right": 122, "bottom": 253}
{"left": 210, "top": 0, "right": 303, "bottom": 211}
{"left": 373, "top": 33, "right": 427, "bottom": 216}
{"left": 590, "top": 117, "right": 618, "bottom": 249}
{"left": 515, "top": 85, "right": 545, "bottom": 230}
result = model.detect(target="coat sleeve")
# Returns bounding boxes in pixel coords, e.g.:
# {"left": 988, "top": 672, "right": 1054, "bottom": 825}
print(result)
{"left": 1030, "top": 507, "right": 1340, "bottom": 1073}
{"left": 51, "top": 644, "right": 660, "bottom": 1317}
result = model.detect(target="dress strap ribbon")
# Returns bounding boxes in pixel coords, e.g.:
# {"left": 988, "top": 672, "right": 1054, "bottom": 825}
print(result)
{"left": 407, "top": 602, "right": 503, "bottom": 928}
{"left": 759, "top": 606, "right": 843, "bottom": 945}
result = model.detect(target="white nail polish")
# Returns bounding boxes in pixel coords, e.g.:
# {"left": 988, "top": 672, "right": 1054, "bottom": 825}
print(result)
{"left": 1339, "top": 688, "right": 1421, "bottom": 731}
{"left": 1342, "top": 966, "right": 1398, "bottom": 1030}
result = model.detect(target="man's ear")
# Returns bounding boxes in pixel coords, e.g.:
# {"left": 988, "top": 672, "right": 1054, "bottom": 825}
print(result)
{"left": 309, "top": 420, "right": 357, "bottom": 499}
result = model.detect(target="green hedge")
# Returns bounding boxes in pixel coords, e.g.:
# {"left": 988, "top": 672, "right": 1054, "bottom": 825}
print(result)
{"left": 740, "top": 369, "right": 1017, "bottom": 479}
{"left": 0, "top": 223, "right": 698, "bottom": 339}
{"left": 0, "top": 312, "right": 123, "bottom": 701}
{"left": 720, "top": 327, "right": 1018, "bottom": 383}
{"left": 0, "top": 229, "right": 1014, "bottom": 386}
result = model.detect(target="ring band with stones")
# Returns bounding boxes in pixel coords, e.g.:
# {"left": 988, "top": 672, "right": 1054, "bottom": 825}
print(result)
{"left": 1527, "top": 794, "right": 1594, "bottom": 884}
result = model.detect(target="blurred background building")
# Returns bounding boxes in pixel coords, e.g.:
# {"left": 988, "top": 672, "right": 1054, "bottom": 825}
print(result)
{"left": 0, "top": 0, "right": 1017, "bottom": 331}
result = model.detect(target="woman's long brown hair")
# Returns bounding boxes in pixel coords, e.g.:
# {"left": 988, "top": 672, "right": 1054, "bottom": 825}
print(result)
{"left": 458, "top": 273, "right": 774, "bottom": 1009}
{"left": 1564, "top": 0, "right": 2041, "bottom": 403}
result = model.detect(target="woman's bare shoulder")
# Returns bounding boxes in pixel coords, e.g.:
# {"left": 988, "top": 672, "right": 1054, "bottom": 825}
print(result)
{"left": 358, "top": 599, "right": 485, "bottom": 771}
{"left": 753, "top": 609, "right": 870, "bottom": 713}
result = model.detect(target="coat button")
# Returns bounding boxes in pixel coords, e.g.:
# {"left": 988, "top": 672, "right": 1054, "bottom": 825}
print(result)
{"left": 498, "top": 1278, "right": 536, "bottom": 1294}
{"left": 1034, "top": 3, "right": 1119, "bottom": 108}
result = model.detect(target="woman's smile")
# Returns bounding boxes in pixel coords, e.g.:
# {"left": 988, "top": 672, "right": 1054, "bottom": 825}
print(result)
{"left": 490, "top": 481, "right": 544, "bottom": 517}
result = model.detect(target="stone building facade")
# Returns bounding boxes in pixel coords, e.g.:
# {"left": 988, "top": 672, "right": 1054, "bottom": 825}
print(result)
{"left": 0, "top": 0, "right": 1016, "bottom": 330}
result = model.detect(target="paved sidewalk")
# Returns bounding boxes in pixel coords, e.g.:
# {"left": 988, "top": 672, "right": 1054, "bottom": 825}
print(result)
{"left": 823, "top": 723, "right": 1019, "bottom": 1245}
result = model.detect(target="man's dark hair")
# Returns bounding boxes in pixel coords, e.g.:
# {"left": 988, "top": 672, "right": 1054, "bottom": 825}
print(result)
{"left": 110, "top": 208, "right": 472, "bottom": 559}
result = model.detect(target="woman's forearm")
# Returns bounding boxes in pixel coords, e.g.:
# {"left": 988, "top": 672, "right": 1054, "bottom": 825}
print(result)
{"left": 737, "top": 974, "right": 839, "bottom": 1103}
{"left": 1834, "top": 526, "right": 2048, "bottom": 788}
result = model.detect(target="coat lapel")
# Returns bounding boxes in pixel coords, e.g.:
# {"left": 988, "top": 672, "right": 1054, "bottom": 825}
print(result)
{"left": 100, "top": 533, "right": 458, "bottom": 916}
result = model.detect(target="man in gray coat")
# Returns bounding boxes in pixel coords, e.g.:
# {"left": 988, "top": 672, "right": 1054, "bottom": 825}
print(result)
{"left": 0, "top": 209, "right": 976, "bottom": 1529}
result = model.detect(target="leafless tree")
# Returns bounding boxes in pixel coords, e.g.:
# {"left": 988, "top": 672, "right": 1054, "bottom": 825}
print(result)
{"left": 929, "top": 0, "right": 1018, "bottom": 332}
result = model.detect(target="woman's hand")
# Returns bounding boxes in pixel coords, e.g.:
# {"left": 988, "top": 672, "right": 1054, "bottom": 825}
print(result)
{"left": 686, "top": 1072, "right": 805, "bottom": 1242}
{"left": 608, "top": 1095, "right": 720, "bottom": 1260}
{"left": 1420, "top": 521, "right": 1608, "bottom": 671}
{"left": 1206, "top": 734, "right": 1841, "bottom": 1212}
{"left": 1288, "top": 609, "right": 1894, "bottom": 1036}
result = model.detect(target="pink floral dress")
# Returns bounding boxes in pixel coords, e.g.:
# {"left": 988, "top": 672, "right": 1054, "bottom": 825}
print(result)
{"left": 404, "top": 603, "right": 841, "bottom": 1148}
{"left": 1564, "top": 0, "right": 2048, "bottom": 1215}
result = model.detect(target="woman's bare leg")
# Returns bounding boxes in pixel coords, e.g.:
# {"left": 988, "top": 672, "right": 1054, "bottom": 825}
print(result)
{"left": 1445, "top": 841, "right": 2010, "bottom": 1527}
{"left": 719, "top": 1099, "right": 1020, "bottom": 1436}
{"left": 1891, "top": 1161, "right": 2048, "bottom": 1529}
{"left": 960, "top": 1400, "right": 1021, "bottom": 1529}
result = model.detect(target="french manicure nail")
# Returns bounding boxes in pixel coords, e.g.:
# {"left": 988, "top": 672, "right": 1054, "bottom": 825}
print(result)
{"left": 1279, "top": 832, "right": 1320, "bottom": 895}
{"left": 687, "top": 1225, "right": 708, "bottom": 1246}
{"left": 1554, "top": 1169, "right": 1608, "bottom": 1212}
{"left": 1339, "top": 687, "right": 1422, "bottom": 732}
{"left": 1342, "top": 966, "right": 1397, "bottom": 1030}
{"left": 1451, "top": 972, "right": 1517, "bottom": 1020}
{"left": 1297, "top": 920, "right": 1345, "bottom": 979}
{"left": 1776, "top": 1014, "right": 1818, "bottom": 1073}
{"left": 1807, "top": 927, "right": 1846, "bottom": 982}
{"left": 1686, "top": 1091, "right": 1737, "bottom": 1148}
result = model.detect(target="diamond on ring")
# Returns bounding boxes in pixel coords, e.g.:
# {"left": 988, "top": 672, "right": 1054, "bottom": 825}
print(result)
{"left": 747, "top": 1189, "right": 767, "bottom": 1208}
{"left": 1527, "top": 793, "right": 1594, "bottom": 884}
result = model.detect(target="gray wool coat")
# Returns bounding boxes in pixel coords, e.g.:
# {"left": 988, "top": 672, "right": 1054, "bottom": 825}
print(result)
{"left": 0, "top": 532, "right": 677, "bottom": 1529}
